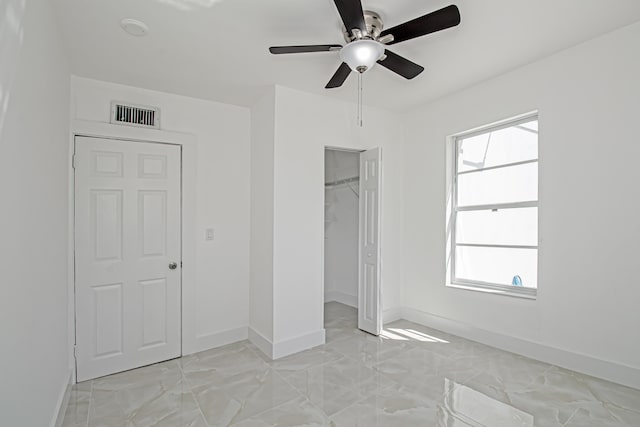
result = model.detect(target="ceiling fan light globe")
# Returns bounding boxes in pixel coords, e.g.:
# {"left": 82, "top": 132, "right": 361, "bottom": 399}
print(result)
{"left": 340, "top": 40, "right": 385, "bottom": 73}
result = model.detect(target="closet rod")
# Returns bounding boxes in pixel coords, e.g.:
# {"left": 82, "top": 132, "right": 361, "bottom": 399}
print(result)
{"left": 324, "top": 176, "right": 359, "bottom": 187}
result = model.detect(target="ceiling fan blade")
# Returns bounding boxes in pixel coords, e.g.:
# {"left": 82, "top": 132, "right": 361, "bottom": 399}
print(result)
{"left": 333, "top": 0, "right": 366, "bottom": 35}
{"left": 325, "top": 63, "right": 352, "bottom": 89}
{"left": 380, "top": 5, "right": 461, "bottom": 45}
{"left": 269, "top": 45, "right": 342, "bottom": 54}
{"left": 378, "top": 50, "right": 424, "bottom": 80}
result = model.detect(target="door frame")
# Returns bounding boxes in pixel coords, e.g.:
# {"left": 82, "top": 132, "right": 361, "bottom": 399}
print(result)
{"left": 68, "top": 120, "right": 197, "bottom": 383}
{"left": 321, "top": 145, "right": 383, "bottom": 333}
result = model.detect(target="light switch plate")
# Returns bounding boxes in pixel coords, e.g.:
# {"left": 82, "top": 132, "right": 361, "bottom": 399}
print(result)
{"left": 205, "top": 228, "right": 215, "bottom": 241}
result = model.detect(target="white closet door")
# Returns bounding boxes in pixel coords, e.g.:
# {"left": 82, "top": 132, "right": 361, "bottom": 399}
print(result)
{"left": 358, "top": 147, "right": 382, "bottom": 336}
{"left": 74, "top": 136, "right": 181, "bottom": 381}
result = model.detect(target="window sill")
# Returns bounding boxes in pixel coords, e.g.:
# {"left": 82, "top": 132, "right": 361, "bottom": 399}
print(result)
{"left": 447, "top": 282, "right": 537, "bottom": 300}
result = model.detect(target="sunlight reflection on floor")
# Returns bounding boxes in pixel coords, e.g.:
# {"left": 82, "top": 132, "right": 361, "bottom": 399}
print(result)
{"left": 381, "top": 327, "right": 450, "bottom": 343}
{"left": 154, "top": 0, "right": 224, "bottom": 11}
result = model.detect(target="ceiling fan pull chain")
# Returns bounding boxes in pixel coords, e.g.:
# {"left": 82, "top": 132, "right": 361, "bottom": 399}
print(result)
{"left": 358, "top": 72, "right": 363, "bottom": 127}
{"left": 355, "top": 73, "right": 359, "bottom": 126}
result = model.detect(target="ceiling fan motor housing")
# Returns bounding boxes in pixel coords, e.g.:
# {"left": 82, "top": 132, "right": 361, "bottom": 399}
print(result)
{"left": 365, "top": 11, "right": 384, "bottom": 38}
{"left": 344, "top": 10, "right": 384, "bottom": 41}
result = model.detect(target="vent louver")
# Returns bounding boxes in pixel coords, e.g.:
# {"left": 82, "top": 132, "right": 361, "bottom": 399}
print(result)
{"left": 111, "top": 102, "right": 160, "bottom": 129}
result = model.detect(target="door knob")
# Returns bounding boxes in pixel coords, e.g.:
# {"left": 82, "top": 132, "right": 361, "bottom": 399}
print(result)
{"left": 169, "top": 262, "right": 178, "bottom": 270}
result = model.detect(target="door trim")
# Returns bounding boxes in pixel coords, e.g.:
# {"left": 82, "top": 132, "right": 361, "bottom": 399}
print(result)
{"left": 69, "top": 120, "right": 197, "bottom": 382}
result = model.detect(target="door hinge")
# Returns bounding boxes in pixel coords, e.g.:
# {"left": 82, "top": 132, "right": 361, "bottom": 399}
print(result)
{"left": 73, "top": 345, "right": 78, "bottom": 359}
{"left": 180, "top": 261, "right": 183, "bottom": 268}
{"left": 72, "top": 154, "right": 76, "bottom": 169}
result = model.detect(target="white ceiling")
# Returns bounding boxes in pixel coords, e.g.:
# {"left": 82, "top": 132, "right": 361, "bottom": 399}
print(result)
{"left": 53, "top": 0, "right": 640, "bottom": 111}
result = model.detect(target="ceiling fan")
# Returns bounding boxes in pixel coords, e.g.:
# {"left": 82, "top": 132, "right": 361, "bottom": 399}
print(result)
{"left": 269, "top": 0, "right": 461, "bottom": 89}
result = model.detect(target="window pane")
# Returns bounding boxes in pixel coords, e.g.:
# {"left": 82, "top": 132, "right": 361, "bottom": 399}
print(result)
{"left": 519, "top": 120, "right": 538, "bottom": 133}
{"left": 455, "top": 246, "right": 537, "bottom": 288}
{"left": 456, "top": 207, "right": 537, "bottom": 246}
{"left": 457, "top": 162, "right": 537, "bottom": 207}
{"left": 458, "top": 119, "right": 538, "bottom": 172}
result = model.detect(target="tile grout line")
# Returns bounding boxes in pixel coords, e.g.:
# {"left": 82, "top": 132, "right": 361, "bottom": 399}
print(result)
{"left": 84, "top": 381, "right": 93, "bottom": 427}
{"left": 268, "top": 366, "right": 337, "bottom": 424}
{"left": 246, "top": 338, "right": 344, "bottom": 377}
{"left": 242, "top": 340, "right": 269, "bottom": 361}
{"left": 177, "top": 359, "right": 212, "bottom": 427}
{"left": 228, "top": 395, "right": 303, "bottom": 426}
{"left": 328, "top": 391, "right": 371, "bottom": 421}
{"left": 268, "top": 323, "right": 399, "bottom": 422}
{"left": 562, "top": 407, "right": 580, "bottom": 426}
{"left": 241, "top": 316, "right": 367, "bottom": 423}
{"left": 193, "top": 342, "right": 304, "bottom": 426}
{"left": 227, "top": 357, "right": 306, "bottom": 425}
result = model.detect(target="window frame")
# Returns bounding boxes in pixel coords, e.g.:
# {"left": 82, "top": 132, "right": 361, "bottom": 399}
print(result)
{"left": 449, "top": 113, "right": 539, "bottom": 299}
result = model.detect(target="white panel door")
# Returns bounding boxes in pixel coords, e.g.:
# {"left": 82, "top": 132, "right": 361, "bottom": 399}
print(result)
{"left": 74, "top": 136, "right": 181, "bottom": 381}
{"left": 358, "top": 147, "right": 382, "bottom": 335}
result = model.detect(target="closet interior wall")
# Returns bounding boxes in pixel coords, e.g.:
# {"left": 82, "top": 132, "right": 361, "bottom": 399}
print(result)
{"left": 324, "top": 149, "right": 360, "bottom": 308}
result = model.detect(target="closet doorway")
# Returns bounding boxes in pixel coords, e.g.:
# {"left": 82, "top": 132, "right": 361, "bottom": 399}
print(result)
{"left": 324, "top": 147, "right": 382, "bottom": 337}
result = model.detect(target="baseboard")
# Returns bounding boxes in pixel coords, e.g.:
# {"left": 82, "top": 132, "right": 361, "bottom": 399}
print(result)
{"left": 273, "top": 329, "right": 326, "bottom": 360}
{"left": 248, "top": 327, "right": 273, "bottom": 359}
{"left": 249, "top": 327, "right": 326, "bottom": 360}
{"left": 401, "top": 307, "right": 640, "bottom": 390}
{"left": 382, "top": 307, "right": 403, "bottom": 324}
{"left": 190, "top": 326, "right": 248, "bottom": 355}
{"left": 51, "top": 369, "right": 73, "bottom": 427}
{"left": 325, "top": 290, "right": 357, "bottom": 308}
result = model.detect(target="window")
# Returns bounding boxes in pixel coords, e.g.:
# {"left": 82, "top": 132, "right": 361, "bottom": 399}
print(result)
{"left": 450, "top": 114, "right": 538, "bottom": 298}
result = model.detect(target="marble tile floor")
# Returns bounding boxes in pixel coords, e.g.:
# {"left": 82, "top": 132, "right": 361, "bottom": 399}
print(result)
{"left": 63, "top": 302, "right": 640, "bottom": 426}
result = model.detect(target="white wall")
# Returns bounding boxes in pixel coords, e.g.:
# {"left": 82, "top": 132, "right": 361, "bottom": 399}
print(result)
{"left": 324, "top": 149, "right": 359, "bottom": 307}
{"left": 0, "top": 0, "right": 71, "bottom": 425}
{"left": 271, "top": 86, "right": 405, "bottom": 351}
{"left": 71, "top": 77, "right": 251, "bottom": 354}
{"left": 403, "top": 22, "right": 640, "bottom": 388}
{"left": 249, "top": 88, "right": 275, "bottom": 344}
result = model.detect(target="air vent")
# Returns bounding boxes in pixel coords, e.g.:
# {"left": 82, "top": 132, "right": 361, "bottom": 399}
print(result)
{"left": 111, "top": 102, "right": 160, "bottom": 129}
